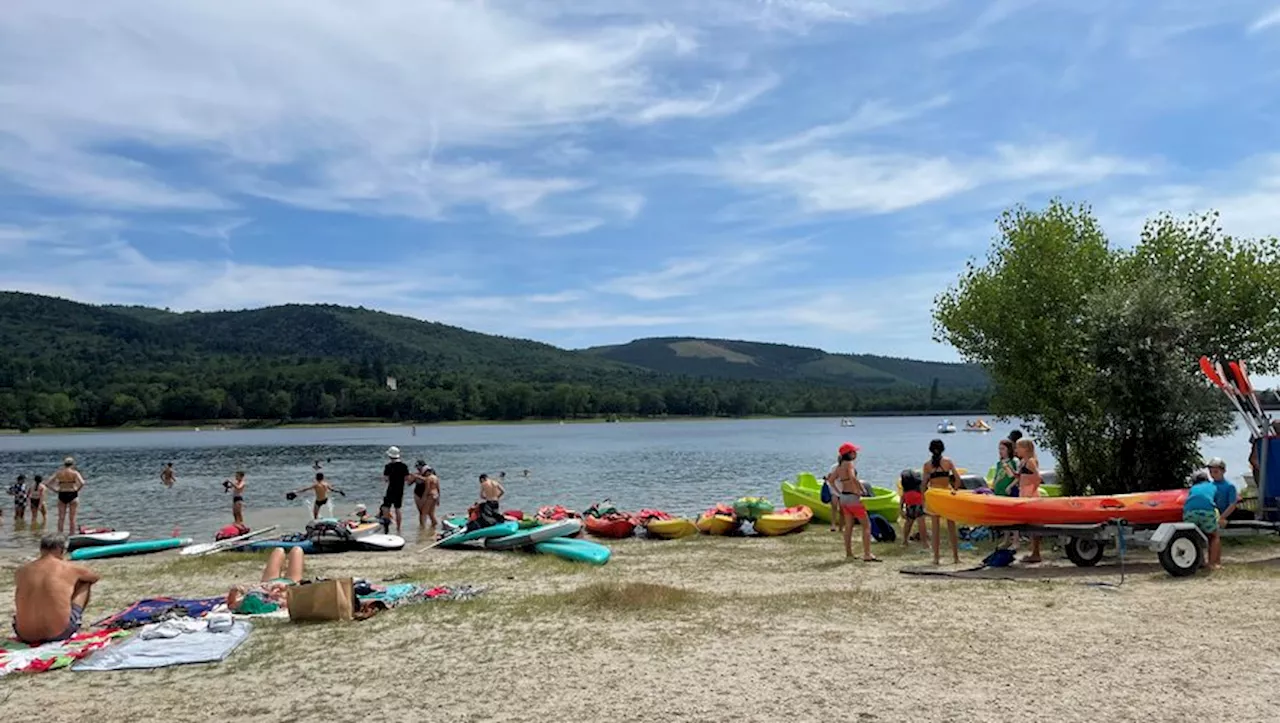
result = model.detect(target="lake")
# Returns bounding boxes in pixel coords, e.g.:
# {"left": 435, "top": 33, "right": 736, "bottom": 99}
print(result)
{"left": 0, "top": 417, "right": 1257, "bottom": 549}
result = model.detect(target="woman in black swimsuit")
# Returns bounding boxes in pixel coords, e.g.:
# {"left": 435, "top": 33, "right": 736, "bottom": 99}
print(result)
{"left": 49, "top": 457, "right": 86, "bottom": 535}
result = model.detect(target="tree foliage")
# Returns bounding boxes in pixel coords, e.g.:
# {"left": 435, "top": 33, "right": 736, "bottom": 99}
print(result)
{"left": 934, "top": 200, "right": 1280, "bottom": 493}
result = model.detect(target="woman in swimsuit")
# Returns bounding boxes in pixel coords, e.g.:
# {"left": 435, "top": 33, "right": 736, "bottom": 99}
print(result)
{"left": 49, "top": 457, "right": 86, "bottom": 535}
{"left": 1011, "top": 438, "right": 1043, "bottom": 563}
{"left": 825, "top": 442, "right": 877, "bottom": 561}
{"left": 923, "top": 439, "right": 961, "bottom": 565}
{"left": 410, "top": 461, "right": 440, "bottom": 532}
{"left": 225, "top": 471, "right": 247, "bottom": 525}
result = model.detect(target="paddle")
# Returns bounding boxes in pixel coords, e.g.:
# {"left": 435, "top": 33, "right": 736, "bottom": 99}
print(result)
{"left": 1217, "top": 360, "right": 1269, "bottom": 433}
{"left": 1230, "top": 361, "right": 1270, "bottom": 425}
{"left": 179, "top": 525, "right": 280, "bottom": 557}
{"left": 1201, "top": 356, "right": 1260, "bottom": 436}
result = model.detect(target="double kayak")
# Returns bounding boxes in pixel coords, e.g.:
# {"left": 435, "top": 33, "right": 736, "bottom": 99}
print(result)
{"left": 924, "top": 488, "right": 1189, "bottom": 527}
{"left": 753, "top": 506, "right": 813, "bottom": 536}
{"left": 436, "top": 520, "right": 520, "bottom": 548}
{"left": 780, "top": 473, "right": 901, "bottom": 523}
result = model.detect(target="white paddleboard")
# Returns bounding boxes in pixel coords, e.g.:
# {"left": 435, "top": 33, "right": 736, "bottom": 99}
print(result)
{"left": 68, "top": 531, "right": 131, "bottom": 550}
{"left": 356, "top": 534, "right": 405, "bottom": 551}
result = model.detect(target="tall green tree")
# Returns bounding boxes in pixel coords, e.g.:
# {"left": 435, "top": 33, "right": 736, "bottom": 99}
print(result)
{"left": 935, "top": 200, "right": 1280, "bottom": 493}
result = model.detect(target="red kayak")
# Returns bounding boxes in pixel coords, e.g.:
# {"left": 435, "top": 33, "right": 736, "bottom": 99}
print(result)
{"left": 584, "top": 515, "right": 636, "bottom": 539}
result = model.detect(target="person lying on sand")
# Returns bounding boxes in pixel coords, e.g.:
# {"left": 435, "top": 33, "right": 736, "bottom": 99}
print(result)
{"left": 12, "top": 534, "right": 100, "bottom": 645}
{"left": 287, "top": 472, "right": 345, "bottom": 519}
{"left": 226, "top": 548, "right": 306, "bottom": 615}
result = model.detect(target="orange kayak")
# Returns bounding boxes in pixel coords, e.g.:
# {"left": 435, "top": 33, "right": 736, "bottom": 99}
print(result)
{"left": 924, "top": 488, "right": 1188, "bottom": 527}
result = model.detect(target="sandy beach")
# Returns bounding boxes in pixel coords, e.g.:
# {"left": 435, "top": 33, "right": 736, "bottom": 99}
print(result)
{"left": 4, "top": 530, "right": 1280, "bottom": 723}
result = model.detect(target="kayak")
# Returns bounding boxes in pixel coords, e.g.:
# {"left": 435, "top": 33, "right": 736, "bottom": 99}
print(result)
{"left": 924, "top": 488, "right": 1189, "bottom": 527}
{"left": 644, "top": 518, "right": 698, "bottom": 539}
{"left": 753, "top": 506, "right": 813, "bottom": 536}
{"left": 486, "top": 519, "right": 582, "bottom": 550}
{"left": 533, "top": 537, "right": 611, "bottom": 565}
{"left": 780, "top": 474, "right": 901, "bottom": 523}
{"left": 695, "top": 513, "right": 739, "bottom": 535}
{"left": 354, "top": 534, "right": 405, "bottom": 551}
{"left": 69, "top": 537, "right": 193, "bottom": 561}
{"left": 436, "top": 520, "right": 520, "bottom": 549}
{"left": 67, "top": 531, "right": 131, "bottom": 551}
{"left": 584, "top": 516, "right": 636, "bottom": 539}
{"left": 733, "top": 497, "right": 774, "bottom": 521}
{"left": 984, "top": 466, "right": 1063, "bottom": 497}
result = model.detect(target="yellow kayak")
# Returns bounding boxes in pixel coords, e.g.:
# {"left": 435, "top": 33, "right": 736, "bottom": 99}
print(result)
{"left": 695, "top": 513, "right": 739, "bottom": 535}
{"left": 645, "top": 518, "right": 698, "bottom": 539}
{"left": 753, "top": 506, "right": 813, "bottom": 536}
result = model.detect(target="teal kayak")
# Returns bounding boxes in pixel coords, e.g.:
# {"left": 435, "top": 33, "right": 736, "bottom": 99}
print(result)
{"left": 485, "top": 519, "right": 581, "bottom": 550}
{"left": 436, "top": 520, "right": 519, "bottom": 548}
{"left": 533, "top": 537, "right": 610, "bottom": 565}
{"left": 69, "top": 537, "right": 192, "bottom": 561}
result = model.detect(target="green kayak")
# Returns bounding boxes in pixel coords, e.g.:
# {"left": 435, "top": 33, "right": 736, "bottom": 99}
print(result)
{"left": 780, "top": 473, "right": 900, "bottom": 523}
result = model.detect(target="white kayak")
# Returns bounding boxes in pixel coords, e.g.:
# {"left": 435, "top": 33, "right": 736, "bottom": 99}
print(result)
{"left": 67, "top": 531, "right": 131, "bottom": 551}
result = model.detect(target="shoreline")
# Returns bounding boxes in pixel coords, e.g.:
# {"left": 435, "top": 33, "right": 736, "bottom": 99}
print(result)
{"left": 0, "top": 410, "right": 1000, "bottom": 436}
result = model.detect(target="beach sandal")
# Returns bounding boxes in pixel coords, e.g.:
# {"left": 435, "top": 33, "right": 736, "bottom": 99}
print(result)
{"left": 1020, "top": 555, "right": 1042, "bottom": 564}
{"left": 862, "top": 556, "right": 881, "bottom": 563}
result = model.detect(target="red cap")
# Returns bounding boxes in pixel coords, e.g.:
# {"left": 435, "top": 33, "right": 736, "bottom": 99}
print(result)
{"left": 838, "top": 442, "right": 860, "bottom": 456}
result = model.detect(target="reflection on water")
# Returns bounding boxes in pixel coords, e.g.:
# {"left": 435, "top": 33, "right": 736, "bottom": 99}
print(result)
{"left": 0, "top": 417, "right": 1255, "bottom": 550}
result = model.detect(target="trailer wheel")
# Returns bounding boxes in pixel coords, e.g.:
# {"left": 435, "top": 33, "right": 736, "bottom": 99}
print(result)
{"left": 1064, "top": 537, "right": 1104, "bottom": 567}
{"left": 1158, "top": 529, "right": 1203, "bottom": 577}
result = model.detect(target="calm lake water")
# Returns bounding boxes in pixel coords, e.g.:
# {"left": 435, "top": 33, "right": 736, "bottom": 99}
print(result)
{"left": 0, "top": 417, "right": 1257, "bottom": 550}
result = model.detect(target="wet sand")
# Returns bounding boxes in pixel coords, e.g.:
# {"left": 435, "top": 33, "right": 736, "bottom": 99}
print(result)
{"left": 3, "top": 529, "right": 1280, "bottom": 722}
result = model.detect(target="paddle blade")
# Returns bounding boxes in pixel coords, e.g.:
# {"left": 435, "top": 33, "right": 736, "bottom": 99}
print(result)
{"left": 1233, "top": 361, "right": 1256, "bottom": 394}
{"left": 1199, "top": 356, "right": 1225, "bottom": 387}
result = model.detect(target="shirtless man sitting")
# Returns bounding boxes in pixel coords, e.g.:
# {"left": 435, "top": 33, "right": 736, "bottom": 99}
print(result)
{"left": 13, "top": 534, "right": 100, "bottom": 645}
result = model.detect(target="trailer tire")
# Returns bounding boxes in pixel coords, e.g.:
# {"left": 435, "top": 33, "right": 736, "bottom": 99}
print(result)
{"left": 1064, "top": 537, "right": 1104, "bottom": 567}
{"left": 1158, "top": 529, "right": 1203, "bottom": 577}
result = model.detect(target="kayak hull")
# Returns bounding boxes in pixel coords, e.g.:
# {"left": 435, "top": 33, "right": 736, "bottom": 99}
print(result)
{"left": 69, "top": 537, "right": 192, "bottom": 561}
{"left": 753, "top": 506, "right": 814, "bottom": 536}
{"left": 644, "top": 518, "right": 698, "bottom": 539}
{"left": 486, "top": 519, "right": 582, "bottom": 550}
{"left": 533, "top": 538, "right": 611, "bottom": 565}
{"left": 780, "top": 481, "right": 901, "bottom": 523}
{"left": 924, "top": 488, "right": 1189, "bottom": 527}
{"left": 695, "top": 514, "right": 739, "bottom": 535}
{"left": 584, "top": 516, "right": 636, "bottom": 539}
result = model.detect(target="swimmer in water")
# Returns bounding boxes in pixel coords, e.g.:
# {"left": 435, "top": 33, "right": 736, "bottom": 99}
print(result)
{"left": 49, "top": 457, "right": 86, "bottom": 535}
{"left": 287, "top": 473, "right": 345, "bottom": 519}
{"left": 224, "top": 471, "right": 247, "bottom": 525}
{"left": 160, "top": 462, "right": 176, "bottom": 488}
{"left": 29, "top": 475, "right": 47, "bottom": 525}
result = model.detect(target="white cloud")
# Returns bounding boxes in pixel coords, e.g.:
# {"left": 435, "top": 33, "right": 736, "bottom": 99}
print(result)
{"left": 598, "top": 241, "right": 808, "bottom": 300}
{"left": 1247, "top": 6, "right": 1280, "bottom": 33}
{"left": 629, "top": 74, "right": 780, "bottom": 124}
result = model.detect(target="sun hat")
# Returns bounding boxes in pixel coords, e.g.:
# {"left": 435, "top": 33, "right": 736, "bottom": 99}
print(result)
{"left": 837, "top": 442, "right": 860, "bottom": 457}
{"left": 386, "top": 446, "right": 401, "bottom": 460}
{"left": 63, "top": 456, "right": 75, "bottom": 466}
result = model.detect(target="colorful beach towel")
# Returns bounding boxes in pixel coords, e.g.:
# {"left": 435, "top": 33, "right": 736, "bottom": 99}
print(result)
{"left": 92, "top": 596, "right": 226, "bottom": 629}
{"left": 0, "top": 629, "right": 128, "bottom": 677}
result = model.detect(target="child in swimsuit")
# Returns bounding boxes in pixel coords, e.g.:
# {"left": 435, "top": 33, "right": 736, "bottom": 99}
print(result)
{"left": 28, "top": 475, "right": 46, "bottom": 524}
{"left": 898, "top": 469, "right": 929, "bottom": 550}
{"left": 8, "top": 475, "right": 29, "bottom": 522}
{"left": 288, "top": 473, "right": 345, "bottom": 520}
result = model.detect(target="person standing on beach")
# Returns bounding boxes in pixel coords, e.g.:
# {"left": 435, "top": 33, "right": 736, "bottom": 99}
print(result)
{"left": 410, "top": 460, "right": 440, "bottom": 532}
{"left": 225, "top": 471, "right": 247, "bottom": 525}
{"left": 898, "top": 469, "right": 928, "bottom": 550}
{"left": 29, "top": 474, "right": 47, "bottom": 525}
{"left": 992, "top": 440, "right": 1018, "bottom": 497}
{"left": 923, "top": 440, "right": 961, "bottom": 565}
{"left": 382, "top": 447, "right": 410, "bottom": 535}
{"left": 49, "top": 457, "right": 86, "bottom": 535}
{"left": 826, "top": 442, "right": 877, "bottom": 562}
{"left": 1011, "top": 438, "right": 1043, "bottom": 563}
{"left": 160, "top": 463, "right": 176, "bottom": 488}
{"left": 1205, "top": 458, "right": 1237, "bottom": 569}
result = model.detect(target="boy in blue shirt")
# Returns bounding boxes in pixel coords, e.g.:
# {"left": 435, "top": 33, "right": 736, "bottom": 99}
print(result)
{"left": 1182, "top": 475, "right": 1219, "bottom": 570}
{"left": 1205, "top": 458, "right": 1237, "bottom": 569}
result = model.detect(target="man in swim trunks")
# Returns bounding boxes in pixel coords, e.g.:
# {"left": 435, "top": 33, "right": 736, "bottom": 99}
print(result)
{"left": 49, "top": 457, "right": 86, "bottom": 534}
{"left": 225, "top": 471, "right": 247, "bottom": 525}
{"left": 12, "top": 534, "right": 100, "bottom": 645}
{"left": 288, "top": 472, "right": 345, "bottom": 519}
{"left": 382, "top": 446, "right": 410, "bottom": 534}
{"left": 226, "top": 547, "right": 306, "bottom": 615}
{"left": 160, "top": 462, "right": 176, "bottom": 488}
{"left": 29, "top": 474, "right": 47, "bottom": 525}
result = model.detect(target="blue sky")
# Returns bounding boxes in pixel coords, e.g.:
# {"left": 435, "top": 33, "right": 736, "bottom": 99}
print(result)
{"left": 1, "top": 0, "right": 1279, "bottom": 363}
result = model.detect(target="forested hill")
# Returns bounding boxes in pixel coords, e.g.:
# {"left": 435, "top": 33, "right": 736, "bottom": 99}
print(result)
{"left": 0, "top": 292, "right": 989, "bottom": 429}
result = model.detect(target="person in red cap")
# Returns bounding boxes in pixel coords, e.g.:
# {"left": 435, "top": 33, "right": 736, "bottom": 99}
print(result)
{"left": 825, "top": 442, "right": 877, "bottom": 561}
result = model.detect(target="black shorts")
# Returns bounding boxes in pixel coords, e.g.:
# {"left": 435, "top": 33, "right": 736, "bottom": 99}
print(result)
{"left": 57, "top": 491, "right": 78, "bottom": 504}
{"left": 314, "top": 499, "right": 328, "bottom": 511}
{"left": 383, "top": 484, "right": 405, "bottom": 510}
{"left": 30, "top": 498, "right": 42, "bottom": 510}
{"left": 232, "top": 496, "right": 244, "bottom": 504}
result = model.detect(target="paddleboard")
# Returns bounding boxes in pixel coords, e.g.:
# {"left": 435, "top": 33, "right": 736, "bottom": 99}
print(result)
{"left": 69, "top": 537, "right": 193, "bottom": 561}
{"left": 355, "top": 534, "right": 405, "bottom": 551}
{"left": 67, "top": 531, "right": 131, "bottom": 551}
{"left": 434, "top": 520, "right": 520, "bottom": 549}
{"left": 180, "top": 526, "right": 279, "bottom": 556}
{"left": 533, "top": 537, "right": 611, "bottom": 565}
{"left": 485, "top": 519, "right": 581, "bottom": 550}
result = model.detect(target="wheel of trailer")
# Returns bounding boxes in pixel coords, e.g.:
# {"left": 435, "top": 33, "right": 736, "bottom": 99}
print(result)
{"left": 1064, "top": 536, "right": 1104, "bottom": 567}
{"left": 1158, "top": 529, "right": 1203, "bottom": 577}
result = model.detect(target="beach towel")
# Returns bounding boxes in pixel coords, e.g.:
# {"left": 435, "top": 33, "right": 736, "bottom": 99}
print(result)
{"left": 92, "top": 596, "right": 226, "bottom": 629}
{"left": 73, "top": 620, "right": 251, "bottom": 672}
{"left": 0, "top": 629, "right": 128, "bottom": 677}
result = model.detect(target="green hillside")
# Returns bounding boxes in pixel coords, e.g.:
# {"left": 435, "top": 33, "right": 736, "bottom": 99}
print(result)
{"left": 584, "top": 337, "right": 988, "bottom": 388}
{"left": 0, "top": 292, "right": 990, "bottom": 429}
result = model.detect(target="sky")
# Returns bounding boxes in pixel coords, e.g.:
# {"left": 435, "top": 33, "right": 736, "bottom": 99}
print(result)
{"left": 1, "top": 0, "right": 1279, "bottom": 363}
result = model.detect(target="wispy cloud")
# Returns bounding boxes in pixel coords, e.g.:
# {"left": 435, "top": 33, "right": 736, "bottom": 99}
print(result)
{"left": 1248, "top": 6, "right": 1280, "bottom": 33}
{"left": 598, "top": 241, "right": 809, "bottom": 300}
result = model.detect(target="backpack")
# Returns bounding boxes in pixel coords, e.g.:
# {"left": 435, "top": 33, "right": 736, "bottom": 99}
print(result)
{"left": 820, "top": 482, "right": 832, "bottom": 504}
{"left": 983, "top": 548, "right": 1016, "bottom": 568}
{"left": 868, "top": 514, "right": 896, "bottom": 542}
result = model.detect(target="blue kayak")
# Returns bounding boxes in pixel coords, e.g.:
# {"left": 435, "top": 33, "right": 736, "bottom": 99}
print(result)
{"left": 69, "top": 537, "right": 193, "bottom": 561}
{"left": 485, "top": 519, "right": 581, "bottom": 550}
{"left": 533, "top": 537, "right": 611, "bottom": 565}
{"left": 436, "top": 520, "right": 519, "bottom": 549}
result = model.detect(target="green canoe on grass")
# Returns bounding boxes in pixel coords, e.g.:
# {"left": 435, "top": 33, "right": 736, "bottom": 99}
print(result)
{"left": 780, "top": 473, "right": 900, "bottom": 523}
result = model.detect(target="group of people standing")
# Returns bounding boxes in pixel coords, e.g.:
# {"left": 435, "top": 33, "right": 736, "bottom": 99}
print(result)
{"left": 822, "top": 430, "right": 1044, "bottom": 566}
{"left": 6, "top": 457, "right": 87, "bottom": 534}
